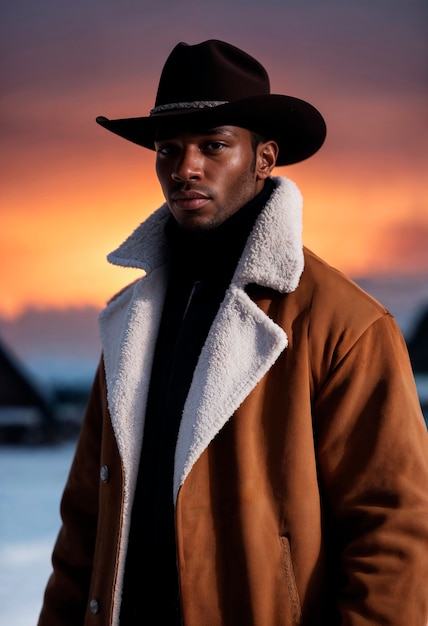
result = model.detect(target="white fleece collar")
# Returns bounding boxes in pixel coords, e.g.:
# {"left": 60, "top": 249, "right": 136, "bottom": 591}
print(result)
{"left": 107, "top": 176, "right": 304, "bottom": 293}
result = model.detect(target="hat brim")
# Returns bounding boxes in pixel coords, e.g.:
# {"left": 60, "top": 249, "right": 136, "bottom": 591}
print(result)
{"left": 96, "top": 94, "right": 326, "bottom": 166}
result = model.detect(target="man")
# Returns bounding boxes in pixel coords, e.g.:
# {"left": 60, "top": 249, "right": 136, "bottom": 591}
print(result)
{"left": 38, "top": 40, "right": 428, "bottom": 625}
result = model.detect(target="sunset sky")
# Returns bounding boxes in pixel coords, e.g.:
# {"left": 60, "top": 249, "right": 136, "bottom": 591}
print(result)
{"left": 2, "top": 0, "right": 427, "bottom": 318}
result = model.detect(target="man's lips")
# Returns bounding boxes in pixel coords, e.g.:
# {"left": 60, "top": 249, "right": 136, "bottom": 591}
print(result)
{"left": 171, "top": 190, "right": 211, "bottom": 210}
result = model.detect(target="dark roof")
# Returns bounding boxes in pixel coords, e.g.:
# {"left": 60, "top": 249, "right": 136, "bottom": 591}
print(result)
{"left": 407, "top": 306, "right": 428, "bottom": 372}
{"left": 0, "top": 339, "right": 51, "bottom": 412}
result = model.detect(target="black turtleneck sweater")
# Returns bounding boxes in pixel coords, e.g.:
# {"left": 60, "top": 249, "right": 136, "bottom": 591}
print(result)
{"left": 119, "top": 179, "right": 274, "bottom": 625}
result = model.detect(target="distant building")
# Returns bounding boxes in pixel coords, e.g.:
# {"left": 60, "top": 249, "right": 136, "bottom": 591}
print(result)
{"left": 0, "top": 337, "right": 55, "bottom": 443}
{"left": 407, "top": 305, "right": 428, "bottom": 426}
{"left": 407, "top": 307, "right": 428, "bottom": 373}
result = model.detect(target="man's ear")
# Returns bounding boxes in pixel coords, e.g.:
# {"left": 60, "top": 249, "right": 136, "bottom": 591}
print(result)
{"left": 256, "top": 141, "right": 279, "bottom": 180}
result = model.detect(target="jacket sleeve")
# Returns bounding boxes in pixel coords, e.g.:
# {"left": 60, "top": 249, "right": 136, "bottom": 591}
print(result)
{"left": 314, "top": 312, "right": 428, "bottom": 625}
{"left": 37, "top": 361, "right": 106, "bottom": 626}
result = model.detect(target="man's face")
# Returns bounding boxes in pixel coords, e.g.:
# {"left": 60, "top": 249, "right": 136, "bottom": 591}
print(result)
{"left": 155, "top": 125, "right": 270, "bottom": 231}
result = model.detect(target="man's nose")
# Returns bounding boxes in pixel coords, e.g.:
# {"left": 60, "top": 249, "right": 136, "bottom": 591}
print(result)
{"left": 171, "top": 146, "right": 202, "bottom": 181}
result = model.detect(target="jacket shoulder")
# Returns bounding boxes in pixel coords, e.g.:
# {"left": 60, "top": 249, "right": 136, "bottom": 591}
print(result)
{"left": 301, "top": 247, "right": 390, "bottom": 325}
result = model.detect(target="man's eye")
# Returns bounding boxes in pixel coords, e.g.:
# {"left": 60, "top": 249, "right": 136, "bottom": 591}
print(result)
{"left": 156, "top": 144, "right": 175, "bottom": 155}
{"left": 206, "top": 142, "right": 225, "bottom": 151}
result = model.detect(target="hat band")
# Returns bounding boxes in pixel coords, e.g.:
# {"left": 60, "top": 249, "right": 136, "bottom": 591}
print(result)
{"left": 150, "top": 100, "right": 228, "bottom": 116}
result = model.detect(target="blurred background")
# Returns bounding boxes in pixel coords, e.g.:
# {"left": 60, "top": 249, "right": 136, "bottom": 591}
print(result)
{"left": 1, "top": 1, "right": 427, "bottom": 624}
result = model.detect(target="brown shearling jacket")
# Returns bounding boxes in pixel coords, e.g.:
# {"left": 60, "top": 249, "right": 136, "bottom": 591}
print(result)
{"left": 38, "top": 177, "right": 428, "bottom": 625}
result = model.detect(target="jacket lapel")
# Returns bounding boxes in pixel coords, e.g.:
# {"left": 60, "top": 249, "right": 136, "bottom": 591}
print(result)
{"left": 174, "top": 285, "right": 287, "bottom": 500}
{"left": 99, "top": 265, "right": 168, "bottom": 507}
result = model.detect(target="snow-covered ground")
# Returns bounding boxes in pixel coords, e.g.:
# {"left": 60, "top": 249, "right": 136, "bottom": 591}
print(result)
{"left": 0, "top": 442, "right": 76, "bottom": 625}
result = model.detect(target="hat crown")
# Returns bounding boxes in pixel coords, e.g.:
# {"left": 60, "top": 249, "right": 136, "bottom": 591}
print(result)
{"left": 154, "top": 40, "right": 270, "bottom": 108}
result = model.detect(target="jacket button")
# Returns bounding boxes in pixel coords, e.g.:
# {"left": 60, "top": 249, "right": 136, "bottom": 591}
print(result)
{"left": 100, "top": 465, "right": 110, "bottom": 483}
{"left": 89, "top": 598, "right": 100, "bottom": 614}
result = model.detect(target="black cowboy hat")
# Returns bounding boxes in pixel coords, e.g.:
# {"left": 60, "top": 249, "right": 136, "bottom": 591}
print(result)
{"left": 96, "top": 39, "right": 326, "bottom": 166}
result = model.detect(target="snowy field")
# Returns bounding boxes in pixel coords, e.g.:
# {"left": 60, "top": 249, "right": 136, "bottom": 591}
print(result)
{"left": 0, "top": 442, "right": 76, "bottom": 626}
